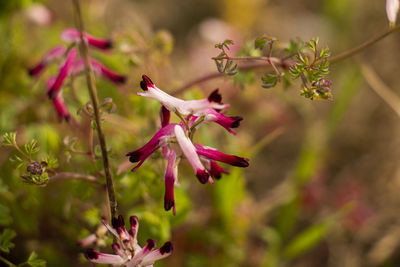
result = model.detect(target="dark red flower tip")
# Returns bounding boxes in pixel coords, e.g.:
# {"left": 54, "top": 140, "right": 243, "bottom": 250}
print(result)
{"left": 232, "top": 157, "right": 249, "bottom": 167}
{"left": 28, "top": 63, "right": 45, "bottom": 77}
{"left": 85, "top": 248, "right": 99, "bottom": 260}
{"left": 129, "top": 215, "right": 138, "bottom": 227}
{"left": 104, "top": 40, "right": 113, "bottom": 49}
{"left": 196, "top": 170, "right": 210, "bottom": 184}
{"left": 140, "top": 75, "right": 154, "bottom": 91}
{"left": 88, "top": 39, "right": 113, "bottom": 50}
{"left": 111, "top": 215, "right": 125, "bottom": 229}
{"left": 126, "top": 151, "right": 142, "bottom": 163}
{"left": 109, "top": 75, "right": 126, "bottom": 84}
{"left": 160, "top": 241, "right": 173, "bottom": 254}
{"left": 208, "top": 89, "right": 222, "bottom": 103}
{"left": 164, "top": 198, "right": 175, "bottom": 211}
{"left": 64, "top": 114, "right": 71, "bottom": 123}
{"left": 146, "top": 239, "right": 156, "bottom": 250}
{"left": 231, "top": 116, "right": 243, "bottom": 128}
{"left": 47, "top": 89, "right": 57, "bottom": 99}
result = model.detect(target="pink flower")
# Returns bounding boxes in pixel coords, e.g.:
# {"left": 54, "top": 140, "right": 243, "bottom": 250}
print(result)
{"left": 163, "top": 148, "right": 178, "bottom": 214}
{"left": 192, "top": 108, "right": 243, "bottom": 135}
{"left": 126, "top": 75, "right": 249, "bottom": 214}
{"left": 194, "top": 144, "right": 249, "bottom": 167}
{"left": 174, "top": 125, "right": 210, "bottom": 184}
{"left": 61, "top": 29, "right": 113, "bottom": 50}
{"left": 47, "top": 48, "right": 77, "bottom": 99}
{"left": 72, "top": 58, "right": 126, "bottom": 84}
{"left": 85, "top": 215, "right": 173, "bottom": 266}
{"left": 126, "top": 123, "right": 178, "bottom": 172}
{"left": 47, "top": 77, "right": 71, "bottom": 122}
{"left": 28, "top": 46, "right": 66, "bottom": 77}
{"left": 387, "top": 0, "right": 399, "bottom": 26}
{"left": 138, "top": 75, "right": 229, "bottom": 116}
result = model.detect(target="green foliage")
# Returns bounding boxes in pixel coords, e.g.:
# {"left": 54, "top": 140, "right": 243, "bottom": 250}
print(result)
{"left": 2, "top": 132, "right": 16, "bottom": 146}
{"left": 215, "top": 39, "right": 234, "bottom": 50}
{"left": 0, "top": 228, "right": 16, "bottom": 253}
{"left": 24, "top": 139, "right": 39, "bottom": 157}
{"left": 289, "top": 38, "right": 332, "bottom": 100}
{"left": 262, "top": 73, "right": 281, "bottom": 88}
{"left": 26, "top": 252, "right": 47, "bottom": 267}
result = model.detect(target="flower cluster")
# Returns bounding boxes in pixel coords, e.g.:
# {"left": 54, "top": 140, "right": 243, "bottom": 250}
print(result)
{"left": 28, "top": 29, "right": 126, "bottom": 122}
{"left": 126, "top": 75, "right": 249, "bottom": 214}
{"left": 85, "top": 215, "right": 173, "bottom": 266}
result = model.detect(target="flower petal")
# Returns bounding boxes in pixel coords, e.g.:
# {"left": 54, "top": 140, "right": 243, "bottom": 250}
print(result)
{"left": 85, "top": 249, "right": 125, "bottom": 265}
{"left": 139, "top": 242, "right": 173, "bottom": 267}
{"left": 195, "top": 144, "right": 249, "bottom": 167}
{"left": 47, "top": 48, "right": 77, "bottom": 99}
{"left": 174, "top": 125, "right": 209, "bottom": 184}
{"left": 126, "top": 123, "right": 177, "bottom": 171}
{"left": 28, "top": 46, "right": 67, "bottom": 77}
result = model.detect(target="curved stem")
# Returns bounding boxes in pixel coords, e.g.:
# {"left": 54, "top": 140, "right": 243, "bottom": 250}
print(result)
{"left": 72, "top": 0, "right": 117, "bottom": 219}
{"left": 328, "top": 24, "right": 400, "bottom": 64}
{"left": 0, "top": 255, "right": 16, "bottom": 267}
{"left": 174, "top": 25, "right": 400, "bottom": 96}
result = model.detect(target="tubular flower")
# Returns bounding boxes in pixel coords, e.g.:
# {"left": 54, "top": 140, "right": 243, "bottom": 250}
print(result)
{"left": 126, "top": 74, "right": 249, "bottom": 213}
{"left": 138, "top": 75, "right": 229, "bottom": 116}
{"left": 72, "top": 58, "right": 126, "bottom": 84}
{"left": 126, "top": 123, "right": 178, "bottom": 172}
{"left": 191, "top": 108, "right": 243, "bottom": 135}
{"left": 85, "top": 215, "right": 173, "bottom": 266}
{"left": 47, "top": 48, "right": 77, "bottom": 99}
{"left": 28, "top": 45, "right": 67, "bottom": 77}
{"left": 194, "top": 144, "right": 249, "bottom": 167}
{"left": 46, "top": 77, "right": 71, "bottom": 122}
{"left": 61, "top": 28, "right": 113, "bottom": 50}
{"left": 387, "top": 0, "right": 399, "bottom": 26}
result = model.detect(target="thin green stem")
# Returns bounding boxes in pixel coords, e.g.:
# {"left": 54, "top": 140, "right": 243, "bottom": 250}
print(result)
{"left": 0, "top": 255, "right": 16, "bottom": 267}
{"left": 13, "top": 143, "right": 32, "bottom": 163}
{"left": 72, "top": 0, "right": 117, "bottom": 219}
{"left": 328, "top": 24, "right": 400, "bottom": 64}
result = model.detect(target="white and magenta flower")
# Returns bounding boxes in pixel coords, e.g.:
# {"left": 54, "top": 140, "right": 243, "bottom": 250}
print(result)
{"left": 138, "top": 75, "right": 229, "bottom": 116}
{"left": 61, "top": 28, "right": 113, "bottom": 50}
{"left": 127, "top": 76, "right": 249, "bottom": 213}
{"left": 28, "top": 45, "right": 67, "bottom": 77}
{"left": 72, "top": 58, "right": 126, "bottom": 84}
{"left": 85, "top": 215, "right": 173, "bottom": 266}
{"left": 47, "top": 48, "right": 77, "bottom": 99}
{"left": 387, "top": 0, "right": 399, "bottom": 26}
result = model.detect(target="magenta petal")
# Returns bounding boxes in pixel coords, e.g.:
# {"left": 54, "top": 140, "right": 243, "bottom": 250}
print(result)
{"left": 126, "top": 123, "right": 177, "bottom": 171}
{"left": 61, "top": 29, "right": 112, "bottom": 50}
{"left": 47, "top": 49, "right": 77, "bottom": 99}
{"left": 195, "top": 144, "right": 249, "bottom": 167}
{"left": 164, "top": 149, "right": 176, "bottom": 214}
{"left": 28, "top": 46, "right": 67, "bottom": 77}
{"left": 209, "top": 160, "right": 230, "bottom": 179}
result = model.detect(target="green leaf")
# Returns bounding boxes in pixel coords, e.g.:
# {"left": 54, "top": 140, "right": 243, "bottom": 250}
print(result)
{"left": 26, "top": 252, "right": 46, "bottom": 267}
{"left": 254, "top": 36, "right": 267, "bottom": 50}
{"left": 0, "top": 228, "right": 16, "bottom": 253}
{"left": 2, "top": 132, "right": 16, "bottom": 146}
{"left": 283, "top": 222, "right": 331, "bottom": 259}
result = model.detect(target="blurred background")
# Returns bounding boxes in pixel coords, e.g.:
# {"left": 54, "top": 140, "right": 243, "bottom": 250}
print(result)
{"left": 1, "top": 0, "right": 400, "bottom": 266}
